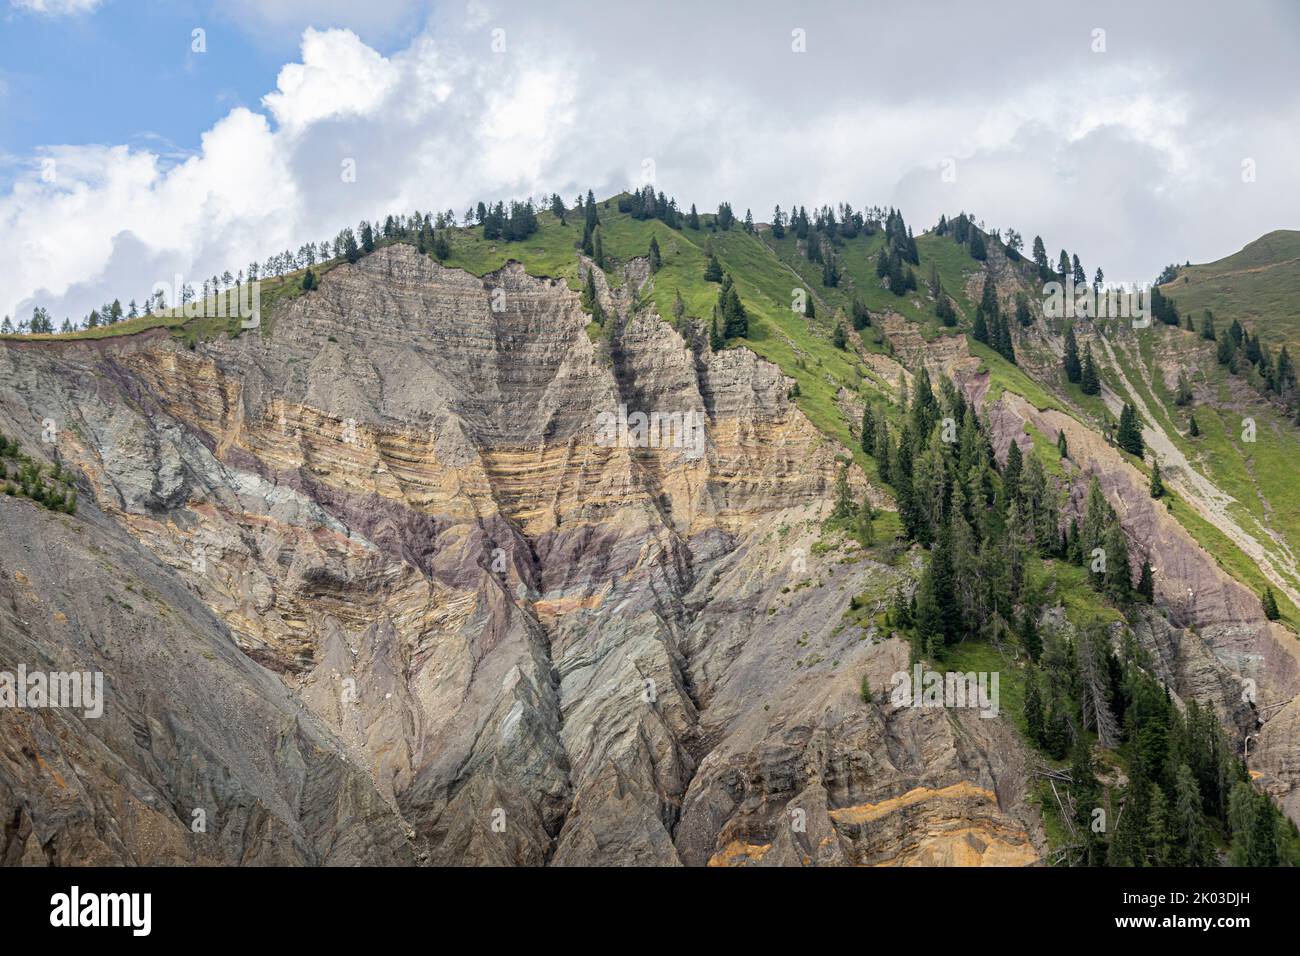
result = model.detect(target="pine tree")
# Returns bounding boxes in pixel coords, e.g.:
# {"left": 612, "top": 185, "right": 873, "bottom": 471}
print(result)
{"left": 648, "top": 235, "right": 661, "bottom": 273}
{"left": 1023, "top": 667, "right": 1045, "bottom": 744}
{"left": 856, "top": 494, "right": 876, "bottom": 546}
{"left": 1138, "top": 558, "right": 1155, "bottom": 602}
{"left": 1057, "top": 428, "right": 1069, "bottom": 459}
{"left": 1021, "top": 607, "right": 1042, "bottom": 662}
{"left": 1149, "top": 459, "right": 1165, "bottom": 498}
{"left": 1262, "top": 586, "right": 1281, "bottom": 621}
{"left": 1032, "top": 235, "right": 1050, "bottom": 279}
{"left": 1175, "top": 369, "right": 1193, "bottom": 406}
{"left": 832, "top": 462, "right": 854, "bottom": 519}
{"left": 874, "top": 421, "right": 891, "bottom": 484}
{"left": 1063, "top": 326, "right": 1082, "bottom": 383}
{"left": 861, "top": 404, "right": 876, "bottom": 454}
{"left": 1117, "top": 403, "right": 1144, "bottom": 457}
{"left": 1080, "top": 342, "right": 1100, "bottom": 395}
{"left": 1189, "top": 414, "right": 1200, "bottom": 437}
{"left": 1003, "top": 439, "right": 1023, "bottom": 502}
{"left": 1147, "top": 784, "right": 1173, "bottom": 866}
{"left": 703, "top": 253, "right": 722, "bottom": 282}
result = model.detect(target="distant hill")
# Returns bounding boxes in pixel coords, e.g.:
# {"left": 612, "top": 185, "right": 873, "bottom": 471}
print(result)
{"left": 1161, "top": 229, "right": 1300, "bottom": 350}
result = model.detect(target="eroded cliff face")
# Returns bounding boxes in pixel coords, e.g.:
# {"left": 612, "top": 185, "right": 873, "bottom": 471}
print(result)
{"left": 0, "top": 244, "right": 1041, "bottom": 866}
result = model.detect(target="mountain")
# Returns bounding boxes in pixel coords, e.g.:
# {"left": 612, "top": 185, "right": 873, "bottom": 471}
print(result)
{"left": 1, "top": 194, "right": 1297, "bottom": 866}
{"left": 1159, "top": 230, "right": 1300, "bottom": 352}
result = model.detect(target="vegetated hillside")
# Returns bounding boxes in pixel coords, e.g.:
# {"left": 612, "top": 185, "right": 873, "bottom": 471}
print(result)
{"left": 1, "top": 190, "right": 1298, "bottom": 866}
{"left": 1158, "top": 230, "right": 1300, "bottom": 352}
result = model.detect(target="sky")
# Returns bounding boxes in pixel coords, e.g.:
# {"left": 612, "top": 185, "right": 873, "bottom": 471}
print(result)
{"left": 1, "top": 0, "right": 1299, "bottom": 323}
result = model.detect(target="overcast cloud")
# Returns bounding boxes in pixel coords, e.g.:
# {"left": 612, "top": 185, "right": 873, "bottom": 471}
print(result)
{"left": 3, "top": 0, "right": 1300, "bottom": 322}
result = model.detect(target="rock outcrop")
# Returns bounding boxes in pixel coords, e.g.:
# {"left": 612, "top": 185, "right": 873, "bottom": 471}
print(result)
{"left": 0, "top": 244, "right": 1042, "bottom": 866}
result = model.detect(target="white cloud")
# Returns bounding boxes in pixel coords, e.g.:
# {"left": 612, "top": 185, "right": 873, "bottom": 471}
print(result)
{"left": 263, "top": 28, "right": 401, "bottom": 133}
{"left": 9, "top": 0, "right": 102, "bottom": 14}
{"left": 3, "top": 2, "right": 1300, "bottom": 324}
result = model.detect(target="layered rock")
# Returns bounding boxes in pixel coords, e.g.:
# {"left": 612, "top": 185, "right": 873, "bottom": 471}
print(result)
{"left": 0, "top": 243, "right": 1041, "bottom": 865}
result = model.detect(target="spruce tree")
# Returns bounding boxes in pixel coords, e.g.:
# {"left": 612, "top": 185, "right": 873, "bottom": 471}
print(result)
{"left": 861, "top": 404, "right": 876, "bottom": 454}
{"left": 1063, "top": 326, "right": 1082, "bottom": 383}
{"left": 1023, "top": 667, "right": 1045, "bottom": 744}
{"left": 1149, "top": 460, "right": 1165, "bottom": 498}
{"left": 1262, "top": 586, "right": 1281, "bottom": 621}
{"left": 703, "top": 253, "right": 722, "bottom": 282}
{"left": 1080, "top": 342, "right": 1101, "bottom": 395}
{"left": 1117, "top": 403, "right": 1144, "bottom": 457}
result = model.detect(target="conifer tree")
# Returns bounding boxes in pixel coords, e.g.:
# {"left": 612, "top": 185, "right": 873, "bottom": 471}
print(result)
{"left": 873, "top": 420, "right": 891, "bottom": 483}
{"left": 1080, "top": 342, "right": 1101, "bottom": 395}
{"left": 1117, "top": 403, "right": 1144, "bottom": 457}
{"left": 1262, "top": 586, "right": 1280, "bottom": 621}
{"left": 1149, "top": 460, "right": 1165, "bottom": 498}
{"left": 1063, "top": 326, "right": 1082, "bottom": 383}
{"left": 856, "top": 493, "right": 876, "bottom": 546}
{"left": 1200, "top": 309, "right": 1216, "bottom": 341}
{"left": 1031, "top": 235, "right": 1050, "bottom": 279}
{"left": 703, "top": 253, "right": 722, "bottom": 282}
{"left": 1138, "top": 558, "right": 1155, "bottom": 602}
{"left": 1023, "top": 666, "right": 1045, "bottom": 744}
{"left": 1002, "top": 439, "right": 1023, "bottom": 502}
{"left": 832, "top": 462, "right": 854, "bottom": 519}
{"left": 861, "top": 404, "right": 876, "bottom": 454}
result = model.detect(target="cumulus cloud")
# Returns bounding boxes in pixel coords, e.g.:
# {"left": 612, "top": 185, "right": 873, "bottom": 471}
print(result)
{"left": 2, "top": 0, "right": 1299, "bottom": 324}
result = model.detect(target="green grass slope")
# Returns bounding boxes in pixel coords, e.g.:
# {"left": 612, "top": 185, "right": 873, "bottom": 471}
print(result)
{"left": 1160, "top": 229, "right": 1300, "bottom": 351}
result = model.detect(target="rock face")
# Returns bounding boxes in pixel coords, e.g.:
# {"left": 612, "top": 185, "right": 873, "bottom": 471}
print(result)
{"left": 0, "top": 244, "right": 1041, "bottom": 866}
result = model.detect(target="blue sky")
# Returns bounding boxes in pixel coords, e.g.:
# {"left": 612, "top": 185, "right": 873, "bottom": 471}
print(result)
{"left": 0, "top": 1, "right": 420, "bottom": 187}
{"left": 2, "top": 0, "right": 1299, "bottom": 323}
